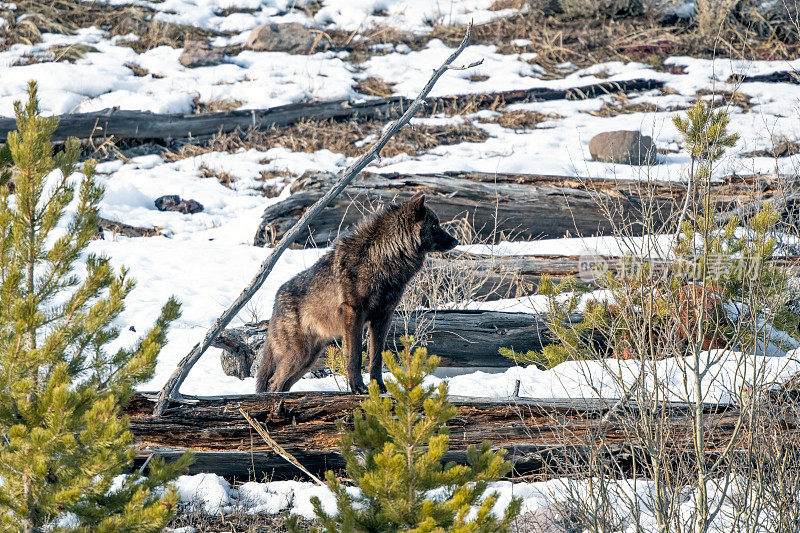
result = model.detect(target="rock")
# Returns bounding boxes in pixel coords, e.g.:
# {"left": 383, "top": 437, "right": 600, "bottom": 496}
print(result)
{"left": 179, "top": 40, "right": 224, "bottom": 68}
{"left": 155, "top": 195, "right": 204, "bottom": 214}
{"left": 245, "top": 23, "right": 324, "bottom": 53}
{"left": 588, "top": 130, "right": 657, "bottom": 165}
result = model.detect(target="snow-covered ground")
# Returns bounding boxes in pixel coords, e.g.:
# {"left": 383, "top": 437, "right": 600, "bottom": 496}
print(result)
{"left": 4, "top": 0, "right": 800, "bottom": 399}
{"left": 169, "top": 471, "right": 790, "bottom": 531}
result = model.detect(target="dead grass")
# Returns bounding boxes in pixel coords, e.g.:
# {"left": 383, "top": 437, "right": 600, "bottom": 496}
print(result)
{"left": 584, "top": 93, "right": 667, "bottom": 117}
{"left": 0, "top": 0, "right": 220, "bottom": 52}
{"left": 695, "top": 89, "right": 752, "bottom": 110}
{"left": 193, "top": 96, "right": 244, "bottom": 114}
{"left": 479, "top": 110, "right": 563, "bottom": 130}
{"left": 198, "top": 164, "right": 235, "bottom": 188}
{"left": 258, "top": 169, "right": 293, "bottom": 197}
{"left": 165, "top": 119, "right": 488, "bottom": 162}
{"left": 490, "top": 0, "right": 528, "bottom": 10}
{"left": 125, "top": 62, "right": 154, "bottom": 77}
{"left": 353, "top": 76, "right": 395, "bottom": 97}
{"left": 169, "top": 507, "right": 315, "bottom": 532}
{"left": 422, "top": 8, "right": 800, "bottom": 76}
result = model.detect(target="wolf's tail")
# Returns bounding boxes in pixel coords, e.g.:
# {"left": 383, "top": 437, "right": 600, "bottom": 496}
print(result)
{"left": 255, "top": 342, "right": 275, "bottom": 393}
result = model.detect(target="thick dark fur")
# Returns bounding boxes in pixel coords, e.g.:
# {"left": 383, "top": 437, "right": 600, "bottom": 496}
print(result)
{"left": 255, "top": 194, "right": 458, "bottom": 394}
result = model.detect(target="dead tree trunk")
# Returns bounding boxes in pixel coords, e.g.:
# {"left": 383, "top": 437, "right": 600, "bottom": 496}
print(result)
{"left": 254, "top": 172, "right": 772, "bottom": 247}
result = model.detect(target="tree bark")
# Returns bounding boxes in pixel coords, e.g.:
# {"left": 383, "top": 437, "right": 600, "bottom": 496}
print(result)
{"left": 127, "top": 392, "right": 761, "bottom": 481}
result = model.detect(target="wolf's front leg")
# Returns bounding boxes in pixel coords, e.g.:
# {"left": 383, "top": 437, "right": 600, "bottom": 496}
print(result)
{"left": 368, "top": 315, "right": 391, "bottom": 393}
{"left": 342, "top": 308, "right": 367, "bottom": 394}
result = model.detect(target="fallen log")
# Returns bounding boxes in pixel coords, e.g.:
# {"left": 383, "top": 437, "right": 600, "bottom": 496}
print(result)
{"left": 734, "top": 71, "right": 800, "bottom": 84}
{"left": 215, "top": 310, "right": 559, "bottom": 379}
{"left": 254, "top": 171, "right": 771, "bottom": 247}
{"left": 0, "top": 79, "right": 663, "bottom": 143}
{"left": 127, "top": 392, "right": 758, "bottom": 481}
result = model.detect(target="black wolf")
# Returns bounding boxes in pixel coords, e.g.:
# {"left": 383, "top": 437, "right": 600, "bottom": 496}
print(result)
{"left": 255, "top": 193, "right": 458, "bottom": 394}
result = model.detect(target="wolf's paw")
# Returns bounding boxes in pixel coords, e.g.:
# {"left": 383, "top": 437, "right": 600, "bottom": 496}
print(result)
{"left": 349, "top": 381, "right": 368, "bottom": 394}
{"left": 375, "top": 380, "right": 387, "bottom": 394}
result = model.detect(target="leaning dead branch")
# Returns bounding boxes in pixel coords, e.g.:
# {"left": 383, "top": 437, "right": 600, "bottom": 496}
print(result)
{"left": 152, "top": 23, "right": 481, "bottom": 415}
{"left": 239, "top": 408, "right": 325, "bottom": 485}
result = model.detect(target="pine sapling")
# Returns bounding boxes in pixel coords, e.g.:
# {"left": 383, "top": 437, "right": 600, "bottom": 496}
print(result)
{"left": 308, "top": 338, "right": 521, "bottom": 532}
{"left": 0, "top": 81, "right": 192, "bottom": 533}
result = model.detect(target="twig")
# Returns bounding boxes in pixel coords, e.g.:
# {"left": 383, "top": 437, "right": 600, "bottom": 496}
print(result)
{"left": 152, "top": 23, "right": 479, "bottom": 415}
{"left": 239, "top": 408, "right": 325, "bottom": 485}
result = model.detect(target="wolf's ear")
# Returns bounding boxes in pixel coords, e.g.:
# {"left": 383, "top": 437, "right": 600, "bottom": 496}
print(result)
{"left": 408, "top": 192, "right": 425, "bottom": 210}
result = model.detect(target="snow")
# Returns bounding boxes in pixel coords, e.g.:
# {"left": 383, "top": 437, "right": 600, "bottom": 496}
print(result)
{"left": 170, "top": 472, "right": 796, "bottom": 530}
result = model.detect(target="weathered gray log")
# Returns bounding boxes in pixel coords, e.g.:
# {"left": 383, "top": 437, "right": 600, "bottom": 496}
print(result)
{"left": 126, "top": 392, "right": 749, "bottom": 481}
{"left": 0, "top": 79, "right": 663, "bottom": 143}
{"left": 254, "top": 171, "right": 770, "bottom": 247}
{"left": 735, "top": 70, "right": 800, "bottom": 84}
{"left": 214, "top": 310, "right": 566, "bottom": 379}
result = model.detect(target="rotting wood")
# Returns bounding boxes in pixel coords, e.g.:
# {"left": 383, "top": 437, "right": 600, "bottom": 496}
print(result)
{"left": 254, "top": 171, "right": 774, "bottom": 247}
{"left": 0, "top": 79, "right": 664, "bottom": 143}
{"left": 127, "top": 392, "right": 773, "bottom": 481}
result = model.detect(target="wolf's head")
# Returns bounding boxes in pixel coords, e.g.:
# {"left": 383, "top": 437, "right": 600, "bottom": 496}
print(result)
{"left": 404, "top": 193, "right": 459, "bottom": 253}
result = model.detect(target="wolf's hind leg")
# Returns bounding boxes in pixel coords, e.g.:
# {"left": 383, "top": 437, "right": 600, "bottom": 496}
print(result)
{"left": 368, "top": 314, "right": 391, "bottom": 393}
{"left": 342, "top": 306, "right": 367, "bottom": 394}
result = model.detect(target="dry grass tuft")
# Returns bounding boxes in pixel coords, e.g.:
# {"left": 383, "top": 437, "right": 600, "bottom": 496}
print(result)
{"left": 479, "top": 110, "right": 563, "bottom": 130}
{"left": 45, "top": 43, "right": 97, "bottom": 62}
{"left": 124, "top": 62, "right": 155, "bottom": 77}
{"left": 193, "top": 97, "right": 244, "bottom": 114}
{"left": 198, "top": 164, "right": 235, "bottom": 188}
{"left": 258, "top": 169, "right": 293, "bottom": 197}
{"left": 695, "top": 89, "right": 752, "bottom": 111}
{"left": 468, "top": 74, "right": 490, "bottom": 82}
{"left": 584, "top": 93, "right": 667, "bottom": 117}
{"left": 165, "top": 119, "right": 488, "bottom": 162}
{"left": 353, "top": 76, "right": 395, "bottom": 97}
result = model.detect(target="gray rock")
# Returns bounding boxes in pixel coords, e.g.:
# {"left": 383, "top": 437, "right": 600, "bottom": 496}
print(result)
{"left": 154, "top": 195, "right": 204, "bottom": 214}
{"left": 588, "top": 130, "right": 657, "bottom": 165}
{"left": 179, "top": 40, "right": 224, "bottom": 68}
{"left": 245, "top": 23, "right": 324, "bottom": 53}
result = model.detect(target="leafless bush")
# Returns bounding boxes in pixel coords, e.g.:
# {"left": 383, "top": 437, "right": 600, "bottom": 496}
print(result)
{"left": 516, "top": 93, "right": 800, "bottom": 532}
